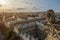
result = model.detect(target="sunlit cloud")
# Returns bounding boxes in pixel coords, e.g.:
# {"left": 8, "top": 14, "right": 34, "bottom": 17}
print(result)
{"left": 0, "top": 0, "right": 60, "bottom": 12}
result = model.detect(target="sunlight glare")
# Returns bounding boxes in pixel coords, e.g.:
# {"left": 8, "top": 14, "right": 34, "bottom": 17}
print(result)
{"left": 0, "top": 0, "right": 7, "bottom": 5}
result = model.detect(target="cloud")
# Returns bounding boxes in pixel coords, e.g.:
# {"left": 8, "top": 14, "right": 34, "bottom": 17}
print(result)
{"left": 1, "top": 0, "right": 60, "bottom": 12}
{"left": 16, "top": 8, "right": 27, "bottom": 10}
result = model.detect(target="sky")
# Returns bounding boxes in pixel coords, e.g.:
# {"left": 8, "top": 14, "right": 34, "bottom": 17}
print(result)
{"left": 0, "top": 0, "right": 60, "bottom": 12}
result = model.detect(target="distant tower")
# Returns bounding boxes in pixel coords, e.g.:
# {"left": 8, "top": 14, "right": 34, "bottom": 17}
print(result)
{"left": 47, "top": 9, "right": 55, "bottom": 24}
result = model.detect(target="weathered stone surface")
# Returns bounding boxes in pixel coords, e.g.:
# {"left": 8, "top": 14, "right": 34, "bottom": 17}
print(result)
{"left": 47, "top": 9, "right": 55, "bottom": 24}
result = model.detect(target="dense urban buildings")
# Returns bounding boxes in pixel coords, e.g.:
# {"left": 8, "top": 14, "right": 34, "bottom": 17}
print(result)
{"left": 0, "top": 10, "right": 60, "bottom": 40}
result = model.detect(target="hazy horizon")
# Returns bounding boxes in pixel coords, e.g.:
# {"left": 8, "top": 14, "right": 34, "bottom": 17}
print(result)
{"left": 0, "top": 0, "right": 60, "bottom": 12}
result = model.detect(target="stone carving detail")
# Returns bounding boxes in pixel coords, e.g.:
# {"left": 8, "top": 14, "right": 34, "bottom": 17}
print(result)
{"left": 47, "top": 9, "right": 55, "bottom": 24}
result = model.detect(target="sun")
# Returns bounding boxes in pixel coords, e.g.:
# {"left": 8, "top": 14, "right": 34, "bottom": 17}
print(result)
{"left": 0, "top": 0, "right": 7, "bottom": 5}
